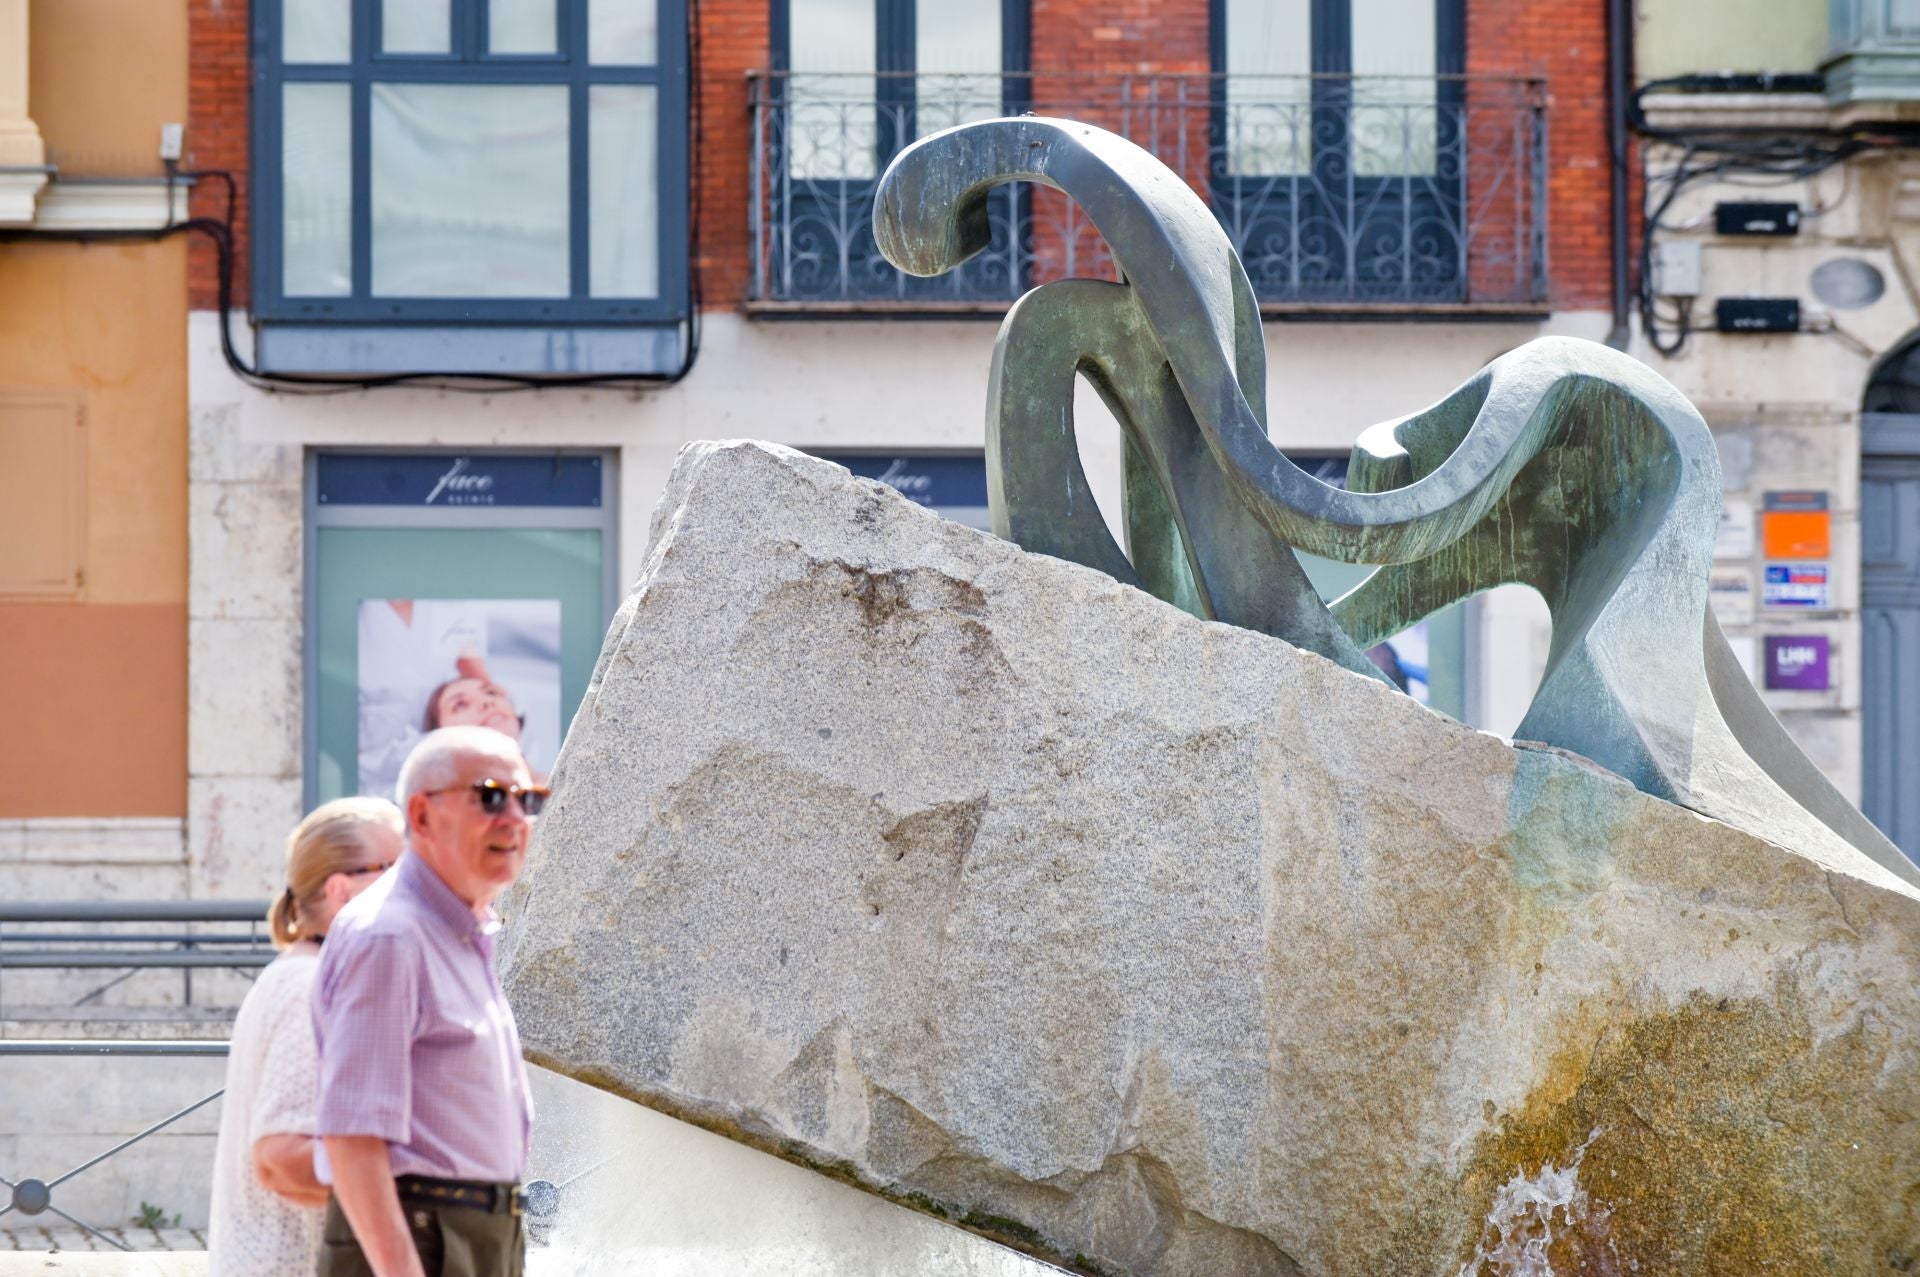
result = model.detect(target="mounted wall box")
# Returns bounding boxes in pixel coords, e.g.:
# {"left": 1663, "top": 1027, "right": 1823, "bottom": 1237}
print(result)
{"left": 1715, "top": 201, "right": 1800, "bottom": 236}
{"left": 1716, "top": 298, "right": 1800, "bottom": 333}
{"left": 1652, "top": 241, "right": 1702, "bottom": 297}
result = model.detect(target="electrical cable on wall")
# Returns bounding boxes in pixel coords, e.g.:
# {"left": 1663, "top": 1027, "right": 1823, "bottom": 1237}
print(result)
{"left": 1628, "top": 72, "right": 1900, "bottom": 358}
{"left": 0, "top": 0, "right": 704, "bottom": 395}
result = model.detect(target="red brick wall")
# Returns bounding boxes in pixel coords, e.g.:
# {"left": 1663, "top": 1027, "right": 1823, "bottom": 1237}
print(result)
{"left": 1031, "top": 0, "right": 1208, "bottom": 78}
{"left": 1024, "top": 1, "right": 1209, "bottom": 281}
{"left": 695, "top": 0, "right": 769, "bottom": 309}
{"left": 1469, "top": 0, "right": 1617, "bottom": 311}
{"left": 186, "top": 0, "right": 1618, "bottom": 315}
{"left": 187, "top": 0, "right": 249, "bottom": 311}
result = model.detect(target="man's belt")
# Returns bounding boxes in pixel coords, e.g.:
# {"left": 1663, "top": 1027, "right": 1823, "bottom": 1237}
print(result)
{"left": 394, "top": 1174, "right": 524, "bottom": 1216}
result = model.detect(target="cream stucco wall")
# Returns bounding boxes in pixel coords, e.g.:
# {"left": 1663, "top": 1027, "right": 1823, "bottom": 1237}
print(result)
{"left": 1627, "top": 138, "right": 1920, "bottom": 808}
{"left": 1635, "top": 0, "right": 1827, "bottom": 83}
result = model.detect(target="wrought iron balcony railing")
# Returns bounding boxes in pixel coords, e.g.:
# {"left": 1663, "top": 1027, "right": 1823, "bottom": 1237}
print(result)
{"left": 748, "top": 72, "right": 1549, "bottom": 314}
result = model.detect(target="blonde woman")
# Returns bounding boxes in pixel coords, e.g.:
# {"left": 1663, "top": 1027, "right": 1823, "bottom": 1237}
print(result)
{"left": 208, "top": 797, "right": 403, "bottom": 1277}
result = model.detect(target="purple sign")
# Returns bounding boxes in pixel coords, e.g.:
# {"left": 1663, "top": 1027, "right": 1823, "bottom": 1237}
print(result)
{"left": 1764, "top": 635, "right": 1830, "bottom": 690}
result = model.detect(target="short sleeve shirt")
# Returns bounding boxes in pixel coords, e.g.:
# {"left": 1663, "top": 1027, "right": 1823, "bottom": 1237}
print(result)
{"left": 312, "top": 853, "right": 532, "bottom": 1183}
{"left": 208, "top": 950, "right": 325, "bottom": 1277}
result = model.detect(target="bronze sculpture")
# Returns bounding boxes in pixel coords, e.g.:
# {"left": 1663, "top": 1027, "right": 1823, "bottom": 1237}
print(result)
{"left": 874, "top": 115, "right": 1914, "bottom": 888}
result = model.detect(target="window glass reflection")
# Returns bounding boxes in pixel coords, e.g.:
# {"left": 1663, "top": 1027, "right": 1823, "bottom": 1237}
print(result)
{"left": 788, "top": 0, "right": 877, "bottom": 180}
{"left": 1223, "top": 0, "right": 1310, "bottom": 176}
{"left": 283, "top": 83, "right": 352, "bottom": 296}
{"left": 914, "top": 0, "right": 1000, "bottom": 139}
{"left": 284, "top": 0, "right": 350, "bottom": 63}
{"left": 384, "top": 0, "right": 451, "bottom": 53}
{"left": 371, "top": 84, "right": 571, "bottom": 297}
{"left": 491, "top": 0, "right": 558, "bottom": 54}
{"left": 589, "top": 0, "right": 658, "bottom": 64}
{"left": 1352, "top": 0, "right": 1438, "bottom": 176}
{"left": 590, "top": 86, "right": 660, "bottom": 297}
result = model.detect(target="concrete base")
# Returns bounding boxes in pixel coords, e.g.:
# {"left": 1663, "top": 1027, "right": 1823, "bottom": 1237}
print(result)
{"left": 0, "top": 1065, "right": 1060, "bottom": 1275}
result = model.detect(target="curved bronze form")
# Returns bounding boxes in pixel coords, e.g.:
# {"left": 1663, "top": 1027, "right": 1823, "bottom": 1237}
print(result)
{"left": 873, "top": 116, "right": 1917, "bottom": 889}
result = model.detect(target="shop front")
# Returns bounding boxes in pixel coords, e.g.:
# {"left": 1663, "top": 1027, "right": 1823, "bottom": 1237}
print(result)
{"left": 304, "top": 451, "right": 619, "bottom": 806}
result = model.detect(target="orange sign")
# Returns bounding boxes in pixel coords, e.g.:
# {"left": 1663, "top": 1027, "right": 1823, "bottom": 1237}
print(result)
{"left": 1761, "top": 491, "right": 1829, "bottom": 560}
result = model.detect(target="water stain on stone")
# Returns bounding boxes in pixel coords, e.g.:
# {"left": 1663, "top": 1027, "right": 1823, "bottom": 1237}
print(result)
{"left": 879, "top": 796, "right": 989, "bottom": 867}
{"left": 832, "top": 563, "right": 989, "bottom": 627}
{"left": 1449, "top": 989, "right": 1913, "bottom": 1275}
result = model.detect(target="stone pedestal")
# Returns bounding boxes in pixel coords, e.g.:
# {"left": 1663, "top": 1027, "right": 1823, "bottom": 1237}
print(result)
{"left": 504, "top": 440, "right": 1920, "bottom": 1276}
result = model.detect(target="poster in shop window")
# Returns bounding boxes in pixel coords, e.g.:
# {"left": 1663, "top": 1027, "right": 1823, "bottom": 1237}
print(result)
{"left": 356, "top": 599, "right": 562, "bottom": 800}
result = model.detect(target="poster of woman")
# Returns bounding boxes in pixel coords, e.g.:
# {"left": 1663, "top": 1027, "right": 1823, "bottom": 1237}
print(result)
{"left": 356, "top": 599, "right": 562, "bottom": 799}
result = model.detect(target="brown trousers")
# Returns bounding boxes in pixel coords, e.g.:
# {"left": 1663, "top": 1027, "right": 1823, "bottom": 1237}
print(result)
{"left": 319, "top": 1194, "right": 525, "bottom": 1277}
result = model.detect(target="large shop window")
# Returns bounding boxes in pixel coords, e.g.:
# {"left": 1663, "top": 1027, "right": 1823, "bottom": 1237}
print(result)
{"left": 255, "top": 0, "right": 688, "bottom": 375}
{"left": 305, "top": 451, "right": 618, "bottom": 807}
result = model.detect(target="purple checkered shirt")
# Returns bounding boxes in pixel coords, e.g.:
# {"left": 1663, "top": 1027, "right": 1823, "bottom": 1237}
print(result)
{"left": 312, "top": 851, "right": 533, "bottom": 1184}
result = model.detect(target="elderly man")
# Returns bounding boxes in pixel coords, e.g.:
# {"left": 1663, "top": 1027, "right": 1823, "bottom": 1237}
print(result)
{"left": 313, "top": 725, "right": 546, "bottom": 1277}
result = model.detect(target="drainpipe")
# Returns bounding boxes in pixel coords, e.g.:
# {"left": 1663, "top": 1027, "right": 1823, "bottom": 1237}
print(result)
{"left": 1605, "top": 0, "right": 1634, "bottom": 350}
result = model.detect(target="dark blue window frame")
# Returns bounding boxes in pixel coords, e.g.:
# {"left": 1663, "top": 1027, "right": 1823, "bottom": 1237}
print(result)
{"left": 766, "top": 0, "right": 1030, "bottom": 303}
{"left": 251, "top": 0, "right": 690, "bottom": 331}
{"left": 1207, "top": 0, "right": 1468, "bottom": 303}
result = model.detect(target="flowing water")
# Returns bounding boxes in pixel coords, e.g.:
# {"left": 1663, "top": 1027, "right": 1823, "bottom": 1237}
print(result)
{"left": 1456, "top": 1128, "right": 1621, "bottom": 1277}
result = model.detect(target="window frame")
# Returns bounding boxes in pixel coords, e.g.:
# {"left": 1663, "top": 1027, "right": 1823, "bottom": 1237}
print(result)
{"left": 769, "top": 0, "right": 1030, "bottom": 79}
{"left": 762, "top": 0, "right": 1031, "bottom": 303}
{"left": 252, "top": 0, "right": 690, "bottom": 327}
{"left": 300, "top": 445, "right": 621, "bottom": 811}
{"left": 1207, "top": 0, "right": 1466, "bottom": 179}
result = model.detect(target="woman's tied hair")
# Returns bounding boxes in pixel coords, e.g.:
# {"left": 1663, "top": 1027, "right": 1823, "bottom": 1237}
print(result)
{"left": 267, "top": 796, "right": 404, "bottom": 948}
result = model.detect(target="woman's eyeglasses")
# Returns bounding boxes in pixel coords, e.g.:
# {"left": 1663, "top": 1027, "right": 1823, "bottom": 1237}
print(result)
{"left": 422, "top": 778, "right": 552, "bottom": 817}
{"left": 342, "top": 861, "right": 394, "bottom": 878}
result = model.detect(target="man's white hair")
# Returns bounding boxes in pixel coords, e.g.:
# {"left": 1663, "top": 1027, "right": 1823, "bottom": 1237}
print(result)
{"left": 396, "top": 726, "right": 526, "bottom": 808}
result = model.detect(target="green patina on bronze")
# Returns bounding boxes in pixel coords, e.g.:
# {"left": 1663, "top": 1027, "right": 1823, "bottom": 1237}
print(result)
{"left": 871, "top": 114, "right": 1915, "bottom": 890}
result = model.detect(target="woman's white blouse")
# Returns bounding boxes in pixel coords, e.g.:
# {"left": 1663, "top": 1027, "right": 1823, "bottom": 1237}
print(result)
{"left": 207, "top": 949, "right": 324, "bottom": 1277}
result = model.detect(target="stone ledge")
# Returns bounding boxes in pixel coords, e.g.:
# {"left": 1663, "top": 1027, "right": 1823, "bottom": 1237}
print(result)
{"left": 0, "top": 820, "right": 185, "bottom": 866}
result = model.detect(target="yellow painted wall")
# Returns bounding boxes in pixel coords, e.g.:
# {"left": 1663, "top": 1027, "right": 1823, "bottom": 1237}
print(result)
{"left": 1636, "top": 0, "right": 1827, "bottom": 83}
{"left": 0, "top": 242, "right": 188, "bottom": 604}
{"left": 0, "top": 1, "right": 192, "bottom": 817}
{"left": 0, "top": 235, "right": 188, "bottom": 817}
{"left": 28, "top": 0, "right": 188, "bottom": 176}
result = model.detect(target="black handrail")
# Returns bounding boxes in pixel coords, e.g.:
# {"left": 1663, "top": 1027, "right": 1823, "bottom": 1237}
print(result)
{"left": 0, "top": 901, "right": 270, "bottom": 923}
{"left": 0, "top": 901, "right": 277, "bottom": 1015}
{"left": 0, "top": 952, "right": 274, "bottom": 969}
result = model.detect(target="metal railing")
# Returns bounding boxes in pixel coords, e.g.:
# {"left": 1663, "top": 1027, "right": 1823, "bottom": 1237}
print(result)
{"left": 748, "top": 71, "right": 1549, "bottom": 312}
{"left": 0, "top": 1040, "right": 228, "bottom": 1250}
{"left": 0, "top": 901, "right": 274, "bottom": 1019}
{"left": 2, "top": 1039, "right": 572, "bottom": 1252}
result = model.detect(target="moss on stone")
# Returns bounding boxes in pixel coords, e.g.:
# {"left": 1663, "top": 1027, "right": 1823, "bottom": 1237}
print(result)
{"left": 959, "top": 1209, "right": 1048, "bottom": 1249}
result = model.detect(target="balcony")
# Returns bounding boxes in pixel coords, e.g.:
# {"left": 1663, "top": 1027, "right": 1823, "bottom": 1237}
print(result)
{"left": 747, "top": 72, "right": 1550, "bottom": 317}
{"left": 1827, "top": 0, "right": 1920, "bottom": 108}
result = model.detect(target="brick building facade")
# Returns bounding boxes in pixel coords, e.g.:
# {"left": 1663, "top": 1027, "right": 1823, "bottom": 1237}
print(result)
{"left": 186, "top": 0, "right": 1622, "bottom": 315}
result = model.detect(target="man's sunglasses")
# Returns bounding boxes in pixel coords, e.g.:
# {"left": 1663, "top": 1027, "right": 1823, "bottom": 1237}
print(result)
{"left": 424, "top": 778, "right": 551, "bottom": 817}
